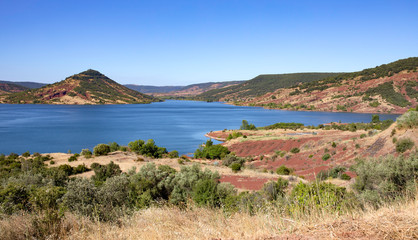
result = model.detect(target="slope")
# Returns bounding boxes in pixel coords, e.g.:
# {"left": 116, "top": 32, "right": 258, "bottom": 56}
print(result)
{"left": 244, "top": 57, "right": 418, "bottom": 114}
{"left": 0, "top": 69, "right": 160, "bottom": 104}
{"left": 0, "top": 82, "right": 28, "bottom": 95}
{"left": 0, "top": 80, "right": 47, "bottom": 89}
{"left": 195, "top": 72, "right": 340, "bottom": 102}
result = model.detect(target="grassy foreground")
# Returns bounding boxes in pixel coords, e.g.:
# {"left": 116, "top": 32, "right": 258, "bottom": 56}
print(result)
{"left": 1, "top": 194, "right": 416, "bottom": 240}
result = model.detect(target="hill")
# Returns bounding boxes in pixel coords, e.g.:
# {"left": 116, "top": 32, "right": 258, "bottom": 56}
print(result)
{"left": 124, "top": 84, "right": 184, "bottom": 93}
{"left": 139, "top": 81, "right": 244, "bottom": 97}
{"left": 241, "top": 57, "right": 418, "bottom": 114}
{"left": 0, "top": 80, "right": 47, "bottom": 89}
{"left": 0, "top": 82, "right": 28, "bottom": 95}
{"left": 0, "top": 69, "right": 160, "bottom": 104}
{"left": 195, "top": 73, "right": 340, "bottom": 102}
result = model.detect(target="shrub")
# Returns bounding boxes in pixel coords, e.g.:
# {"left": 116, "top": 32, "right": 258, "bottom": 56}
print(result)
{"left": 276, "top": 165, "right": 292, "bottom": 175}
{"left": 391, "top": 129, "right": 396, "bottom": 137}
{"left": 290, "top": 147, "right": 300, "bottom": 153}
{"left": 226, "top": 131, "right": 243, "bottom": 140}
{"left": 192, "top": 179, "right": 219, "bottom": 207}
{"left": 230, "top": 163, "right": 242, "bottom": 173}
{"left": 262, "top": 178, "right": 288, "bottom": 201}
{"left": 322, "top": 153, "right": 331, "bottom": 161}
{"left": 68, "top": 154, "right": 78, "bottom": 162}
{"left": 317, "top": 166, "right": 346, "bottom": 180}
{"left": 395, "top": 138, "right": 414, "bottom": 153}
{"left": 308, "top": 154, "right": 313, "bottom": 158}
{"left": 194, "top": 140, "right": 230, "bottom": 159}
{"left": 340, "top": 173, "right": 351, "bottom": 180}
{"left": 91, "top": 161, "right": 122, "bottom": 184}
{"left": 240, "top": 120, "right": 256, "bottom": 130}
{"left": 22, "top": 151, "right": 30, "bottom": 157}
{"left": 62, "top": 178, "right": 99, "bottom": 218}
{"left": 331, "top": 142, "right": 337, "bottom": 148}
{"left": 81, "top": 149, "right": 92, "bottom": 158}
{"left": 396, "top": 111, "right": 418, "bottom": 129}
{"left": 353, "top": 152, "right": 417, "bottom": 207}
{"left": 168, "top": 150, "right": 179, "bottom": 158}
{"left": 177, "top": 158, "right": 184, "bottom": 165}
{"left": 222, "top": 154, "right": 245, "bottom": 167}
{"left": 49, "top": 160, "right": 55, "bottom": 165}
{"left": 108, "top": 142, "right": 120, "bottom": 152}
{"left": 392, "top": 137, "right": 397, "bottom": 143}
{"left": 93, "top": 144, "right": 111, "bottom": 156}
{"left": 355, "top": 144, "right": 360, "bottom": 149}
{"left": 360, "top": 134, "right": 367, "bottom": 139}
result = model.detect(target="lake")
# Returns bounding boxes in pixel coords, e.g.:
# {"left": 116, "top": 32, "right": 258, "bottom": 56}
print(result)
{"left": 0, "top": 100, "right": 399, "bottom": 155}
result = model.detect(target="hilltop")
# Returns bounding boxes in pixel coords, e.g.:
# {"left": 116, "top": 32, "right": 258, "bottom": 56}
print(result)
{"left": 212, "top": 57, "right": 418, "bottom": 114}
{"left": 195, "top": 73, "right": 340, "bottom": 102}
{"left": 0, "top": 82, "right": 28, "bottom": 95}
{"left": 0, "top": 70, "right": 160, "bottom": 104}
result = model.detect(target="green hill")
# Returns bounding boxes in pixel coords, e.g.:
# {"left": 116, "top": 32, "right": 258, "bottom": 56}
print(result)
{"left": 0, "top": 82, "right": 28, "bottom": 95}
{"left": 0, "top": 69, "right": 160, "bottom": 104}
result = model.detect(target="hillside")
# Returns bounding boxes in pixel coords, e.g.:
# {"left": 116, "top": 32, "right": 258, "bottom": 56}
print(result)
{"left": 0, "top": 80, "right": 47, "bottom": 89}
{"left": 237, "top": 57, "right": 418, "bottom": 114}
{"left": 124, "top": 84, "right": 184, "bottom": 93}
{"left": 195, "top": 73, "right": 340, "bottom": 102}
{"left": 148, "top": 80, "right": 244, "bottom": 97}
{"left": 0, "top": 82, "right": 28, "bottom": 95}
{"left": 0, "top": 70, "right": 160, "bottom": 104}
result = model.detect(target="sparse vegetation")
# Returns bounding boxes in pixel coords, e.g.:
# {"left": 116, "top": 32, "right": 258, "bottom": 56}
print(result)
{"left": 395, "top": 138, "right": 414, "bottom": 153}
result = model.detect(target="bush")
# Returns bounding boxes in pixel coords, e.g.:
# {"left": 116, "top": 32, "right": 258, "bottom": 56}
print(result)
{"left": 353, "top": 152, "right": 417, "bottom": 207}
{"left": 322, "top": 153, "right": 331, "bottom": 161}
{"left": 167, "top": 150, "right": 179, "bottom": 158}
{"left": 262, "top": 178, "right": 288, "bottom": 201}
{"left": 360, "top": 134, "right": 367, "bottom": 139}
{"left": 341, "top": 173, "right": 351, "bottom": 180}
{"left": 192, "top": 179, "right": 219, "bottom": 207}
{"left": 68, "top": 154, "right": 78, "bottom": 162}
{"left": 91, "top": 161, "right": 122, "bottom": 184}
{"left": 222, "top": 154, "right": 245, "bottom": 167}
{"left": 396, "top": 109, "right": 418, "bottom": 129}
{"left": 22, "top": 151, "right": 30, "bottom": 157}
{"left": 194, "top": 140, "right": 230, "bottom": 159}
{"left": 395, "top": 138, "right": 414, "bottom": 153}
{"left": 290, "top": 147, "right": 300, "bottom": 153}
{"left": 81, "top": 149, "right": 92, "bottom": 158}
{"left": 276, "top": 165, "right": 292, "bottom": 175}
{"left": 317, "top": 166, "right": 346, "bottom": 180}
{"left": 240, "top": 120, "right": 256, "bottom": 130}
{"left": 93, "top": 144, "right": 111, "bottom": 156}
{"left": 230, "top": 163, "right": 242, "bottom": 173}
{"left": 108, "top": 142, "right": 120, "bottom": 152}
{"left": 331, "top": 142, "right": 337, "bottom": 148}
{"left": 62, "top": 178, "right": 99, "bottom": 218}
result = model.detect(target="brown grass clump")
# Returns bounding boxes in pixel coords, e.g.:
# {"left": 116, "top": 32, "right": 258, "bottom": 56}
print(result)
{"left": 2, "top": 197, "right": 415, "bottom": 240}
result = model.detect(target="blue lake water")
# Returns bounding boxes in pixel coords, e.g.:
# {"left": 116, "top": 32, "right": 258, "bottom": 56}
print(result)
{"left": 0, "top": 100, "right": 399, "bottom": 155}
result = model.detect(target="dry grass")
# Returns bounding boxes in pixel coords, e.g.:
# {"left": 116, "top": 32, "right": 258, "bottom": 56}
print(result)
{"left": 2, "top": 197, "right": 416, "bottom": 240}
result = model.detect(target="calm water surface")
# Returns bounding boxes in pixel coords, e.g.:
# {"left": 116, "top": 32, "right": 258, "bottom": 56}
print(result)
{"left": 0, "top": 100, "right": 399, "bottom": 155}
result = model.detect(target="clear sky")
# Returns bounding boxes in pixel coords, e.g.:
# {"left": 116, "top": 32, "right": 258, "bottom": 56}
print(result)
{"left": 1, "top": 0, "right": 417, "bottom": 85}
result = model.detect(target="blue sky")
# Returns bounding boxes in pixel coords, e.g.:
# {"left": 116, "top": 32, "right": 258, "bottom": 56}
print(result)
{"left": 0, "top": 0, "right": 417, "bottom": 85}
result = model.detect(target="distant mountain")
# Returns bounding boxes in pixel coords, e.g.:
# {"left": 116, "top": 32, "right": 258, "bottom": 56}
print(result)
{"left": 0, "top": 80, "right": 47, "bottom": 89}
{"left": 124, "top": 84, "right": 184, "bottom": 93}
{"left": 195, "top": 73, "right": 340, "bottom": 102}
{"left": 237, "top": 57, "right": 418, "bottom": 114}
{"left": 0, "top": 69, "right": 160, "bottom": 104}
{"left": 150, "top": 81, "right": 244, "bottom": 97}
{"left": 0, "top": 82, "right": 28, "bottom": 95}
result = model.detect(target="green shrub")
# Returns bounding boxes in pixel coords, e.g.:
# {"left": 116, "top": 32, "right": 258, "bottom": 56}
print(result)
{"left": 397, "top": 111, "right": 418, "bottom": 129}
{"left": 194, "top": 140, "right": 230, "bottom": 159}
{"left": 353, "top": 152, "right": 417, "bottom": 207}
{"left": 308, "top": 154, "right": 313, "bottom": 158}
{"left": 222, "top": 154, "right": 245, "bottom": 167}
{"left": 331, "top": 142, "right": 337, "bottom": 148}
{"left": 276, "top": 165, "right": 292, "bottom": 175}
{"left": 355, "top": 144, "right": 360, "bottom": 149}
{"left": 108, "top": 142, "right": 120, "bottom": 152}
{"left": 81, "top": 149, "right": 92, "bottom": 158}
{"left": 226, "top": 131, "right": 243, "bottom": 140}
{"left": 317, "top": 166, "right": 346, "bottom": 180}
{"left": 262, "top": 178, "right": 288, "bottom": 201}
{"left": 392, "top": 137, "right": 397, "bottom": 143}
{"left": 290, "top": 147, "right": 300, "bottom": 153}
{"left": 192, "top": 179, "right": 219, "bottom": 207}
{"left": 177, "top": 158, "right": 184, "bottom": 165}
{"left": 395, "top": 138, "right": 414, "bottom": 153}
{"left": 230, "top": 163, "right": 242, "bottom": 173}
{"left": 91, "top": 161, "right": 122, "bottom": 184}
{"left": 22, "top": 151, "right": 30, "bottom": 157}
{"left": 93, "top": 144, "right": 111, "bottom": 156}
{"left": 68, "top": 154, "right": 78, "bottom": 162}
{"left": 322, "top": 153, "right": 331, "bottom": 161}
{"left": 168, "top": 150, "right": 179, "bottom": 158}
{"left": 340, "top": 173, "right": 351, "bottom": 180}
{"left": 360, "top": 134, "right": 367, "bottom": 139}
{"left": 49, "top": 160, "right": 55, "bottom": 165}
{"left": 240, "top": 120, "right": 256, "bottom": 130}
